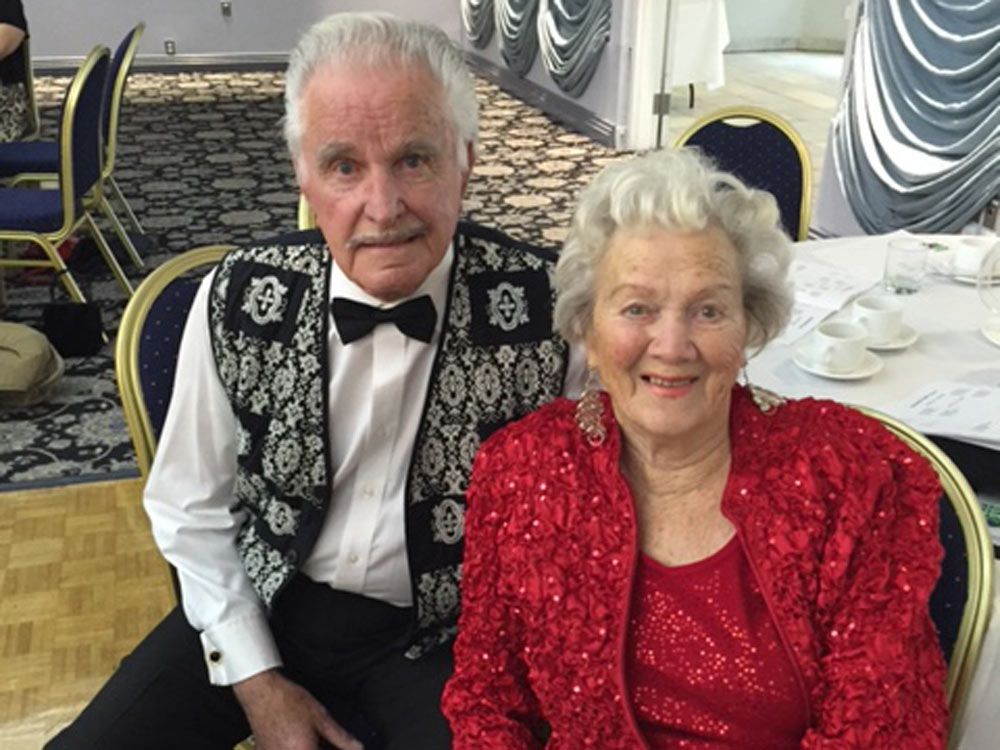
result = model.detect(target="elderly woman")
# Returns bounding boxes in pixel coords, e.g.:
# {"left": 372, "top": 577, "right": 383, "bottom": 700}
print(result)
{"left": 443, "top": 148, "right": 948, "bottom": 748}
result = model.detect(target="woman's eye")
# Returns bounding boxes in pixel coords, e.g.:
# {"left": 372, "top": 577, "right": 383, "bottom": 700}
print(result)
{"left": 623, "top": 303, "right": 648, "bottom": 317}
{"left": 698, "top": 305, "right": 722, "bottom": 320}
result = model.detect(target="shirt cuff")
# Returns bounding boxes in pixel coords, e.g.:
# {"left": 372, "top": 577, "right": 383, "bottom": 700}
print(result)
{"left": 199, "top": 611, "right": 282, "bottom": 686}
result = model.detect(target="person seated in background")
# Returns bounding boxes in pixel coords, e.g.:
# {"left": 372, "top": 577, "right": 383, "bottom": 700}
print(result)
{"left": 47, "top": 12, "right": 582, "bottom": 750}
{"left": 0, "top": 0, "right": 30, "bottom": 141}
{"left": 444, "top": 147, "right": 949, "bottom": 749}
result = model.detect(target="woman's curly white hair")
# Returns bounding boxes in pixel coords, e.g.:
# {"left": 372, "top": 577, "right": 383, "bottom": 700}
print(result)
{"left": 554, "top": 147, "right": 793, "bottom": 353}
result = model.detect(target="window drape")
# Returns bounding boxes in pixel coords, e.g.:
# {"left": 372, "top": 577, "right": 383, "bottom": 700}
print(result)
{"left": 831, "top": 0, "right": 1000, "bottom": 233}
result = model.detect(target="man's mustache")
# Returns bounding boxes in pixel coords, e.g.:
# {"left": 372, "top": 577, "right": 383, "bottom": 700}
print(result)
{"left": 346, "top": 225, "right": 427, "bottom": 250}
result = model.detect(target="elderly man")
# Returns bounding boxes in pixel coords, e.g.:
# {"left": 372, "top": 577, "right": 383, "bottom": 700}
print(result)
{"left": 48, "top": 12, "right": 581, "bottom": 750}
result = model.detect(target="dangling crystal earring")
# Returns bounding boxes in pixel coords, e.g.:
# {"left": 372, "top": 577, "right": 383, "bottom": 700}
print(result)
{"left": 742, "top": 365, "right": 785, "bottom": 414}
{"left": 575, "top": 369, "right": 607, "bottom": 446}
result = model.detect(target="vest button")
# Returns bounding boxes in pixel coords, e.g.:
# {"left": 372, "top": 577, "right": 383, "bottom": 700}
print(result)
{"left": 209, "top": 650, "right": 222, "bottom": 663}
{"left": 287, "top": 549, "right": 298, "bottom": 564}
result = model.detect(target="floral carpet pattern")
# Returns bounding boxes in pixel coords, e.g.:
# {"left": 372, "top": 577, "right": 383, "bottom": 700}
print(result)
{"left": 0, "top": 70, "right": 625, "bottom": 489}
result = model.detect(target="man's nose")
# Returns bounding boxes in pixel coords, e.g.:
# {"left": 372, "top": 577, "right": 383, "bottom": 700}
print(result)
{"left": 363, "top": 170, "right": 405, "bottom": 225}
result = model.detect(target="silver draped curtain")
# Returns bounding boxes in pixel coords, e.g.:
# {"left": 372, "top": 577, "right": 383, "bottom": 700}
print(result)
{"left": 462, "top": 0, "right": 495, "bottom": 49}
{"left": 832, "top": 0, "right": 1000, "bottom": 233}
{"left": 538, "top": 0, "right": 612, "bottom": 97}
{"left": 495, "top": 0, "right": 541, "bottom": 76}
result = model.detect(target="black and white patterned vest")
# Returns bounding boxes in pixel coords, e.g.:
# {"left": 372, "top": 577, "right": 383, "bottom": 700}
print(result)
{"left": 208, "top": 223, "right": 569, "bottom": 656}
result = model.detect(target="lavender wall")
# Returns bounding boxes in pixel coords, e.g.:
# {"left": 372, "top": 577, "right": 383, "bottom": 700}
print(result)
{"left": 27, "top": 0, "right": 459, "bottom": 63}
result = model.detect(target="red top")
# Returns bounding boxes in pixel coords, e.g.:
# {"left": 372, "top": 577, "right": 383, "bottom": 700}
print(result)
{"left": 444, "top": 388, "right": 948, "bottom": 749}
{"left": 627, "top": 536, "right": 807, "bottom": 748}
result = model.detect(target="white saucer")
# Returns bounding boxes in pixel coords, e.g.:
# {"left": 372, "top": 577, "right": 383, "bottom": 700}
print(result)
{"left": 953, "top": 273, "right": 1000, "bottom": 286}
{"left": 793, "top": 348, "right": 883, "bottom": 381}
{"left": 866, "top": 324, "right": 918, "bottom": 351}
{"left": 981, "top": 325, "right": 1000, "bottom": 348}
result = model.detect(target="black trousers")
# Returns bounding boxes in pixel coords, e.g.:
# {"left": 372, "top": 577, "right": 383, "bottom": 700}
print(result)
{"left": 45, "top": 575, "right": 454, "bottom": 750}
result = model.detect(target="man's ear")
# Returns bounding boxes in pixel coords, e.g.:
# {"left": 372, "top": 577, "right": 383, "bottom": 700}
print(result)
{"left": 460, "top": 143, "right": 476, "bottom": 194}
{"left": 292, "top": 154, "right": 305, "bottom": 188}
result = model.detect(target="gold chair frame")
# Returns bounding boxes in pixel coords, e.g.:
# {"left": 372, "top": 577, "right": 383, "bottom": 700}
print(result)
{"left": 0, "top": 46, "right": 132, "bottom": 302}
{"left": 116, "top": 244, "right": 234, "bottom": 477}
{"left": 855, "top": 405, "right": 993, "bottom": 743}
{"left": 100, "top": 22, "right": 146, "bottom": 262}
{"left": 116, "top": 245, "right": 272, "bottom": 750}
{"left": 9, "top": 24, "right": 147, "bottom": 271}
{"left": 675, "top": 106, "right": 813, "bottom": 241}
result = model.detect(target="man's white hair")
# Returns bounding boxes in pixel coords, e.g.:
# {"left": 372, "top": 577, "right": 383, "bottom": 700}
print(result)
{"left": 284, "top": 12, "right": 479, "bottom": 169}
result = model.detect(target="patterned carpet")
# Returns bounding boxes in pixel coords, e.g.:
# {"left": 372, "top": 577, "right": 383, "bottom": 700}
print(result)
{"left": 0, "top": 69, "right": 626, "bottom": 490}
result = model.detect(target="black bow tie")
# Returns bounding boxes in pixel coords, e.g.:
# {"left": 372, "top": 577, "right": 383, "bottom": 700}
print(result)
{"left": 331, "top": 295, "right": 437, "bottom": 344}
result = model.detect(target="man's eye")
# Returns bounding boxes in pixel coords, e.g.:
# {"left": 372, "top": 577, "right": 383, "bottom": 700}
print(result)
{"left": 334, "top": 161, "right": 354, "bottom": 175}
{"left": 401, "top": 154, "right": 424, "bottom": 169}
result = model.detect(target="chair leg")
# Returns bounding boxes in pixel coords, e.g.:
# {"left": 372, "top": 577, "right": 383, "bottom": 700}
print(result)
{"left": 99, "top": 194, "right": 144, "bottom": 269}
{"left": 689, "top": 83, "right": 695, "bottom": 108}
{"left": 34, "top": 237, "right": 88, "bottom": 302}
{"left": 83, "top": 213, "right": 134, "bottom": 296}
{"left": 108, "top": 176, "right": 145, "bottom": 235}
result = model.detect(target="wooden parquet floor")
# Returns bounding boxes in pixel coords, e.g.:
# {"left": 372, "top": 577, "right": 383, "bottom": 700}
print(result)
{"left": 0, "top": 478, "right": 174, "bottom": 749}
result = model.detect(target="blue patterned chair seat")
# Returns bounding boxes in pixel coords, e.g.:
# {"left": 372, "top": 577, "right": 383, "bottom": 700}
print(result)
{"left": 0, "top": 140, "right": 59, "bottom": 177}
{"left": 0, "top": 188, "right": 68, "bottom": 232}
{"left": 138, "top": 278, "right": 203, "bottom": 440}
{"left": 932, "top": 495, "right": 973, "bottom": 664}
{"left": 675, "top": 107, "right": 812, "bottom": 241}
{"left": 116, "top": 245, "right": 235, "bottom": 475}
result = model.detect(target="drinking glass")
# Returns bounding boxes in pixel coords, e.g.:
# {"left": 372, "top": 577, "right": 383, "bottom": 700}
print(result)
{"left": 978, "top": 243, "right": 1000, "bottom": 344}
{"left": 883, "top": 237, "right": 929, "bottom": 294}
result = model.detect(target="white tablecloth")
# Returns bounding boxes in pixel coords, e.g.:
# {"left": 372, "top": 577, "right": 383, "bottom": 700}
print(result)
{"left": 747, "top": 234, "right": 999, "bottom": 748}
{"left": 747, "top": 234, "right": 1000, "bottom": 450}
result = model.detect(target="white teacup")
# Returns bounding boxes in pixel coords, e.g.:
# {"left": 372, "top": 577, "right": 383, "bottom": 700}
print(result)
{"left": 953, "top": 237, "right": 995, "bottom": 276}
{"left": 852, "top": 295, "right": 903, "bottom": 345}
{"left": 806, "top": 321, "right": 868, "bottom": 373}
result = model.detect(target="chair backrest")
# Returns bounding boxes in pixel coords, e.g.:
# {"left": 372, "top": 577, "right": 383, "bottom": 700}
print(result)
{"left": 19, "top": 36, "right": 40, "bottom": 140}
{"left": 102, "top": 22, "right": 145, "bottom": 180}
{"left": 51, "top": 45, "right": 109, "bottom": 237}
{"left": 115, "top": 245, "right": 235, "bottom": 476}
{"left": 854, "top": 406, "right": 993, "bottom": 735}
{"left": 675, "top": 106, "right": 812, "bottom": 241}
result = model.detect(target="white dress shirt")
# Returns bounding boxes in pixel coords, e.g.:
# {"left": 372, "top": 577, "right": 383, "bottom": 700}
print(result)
{"left": 144, "top": 244, "right": 586, "bottom": 685}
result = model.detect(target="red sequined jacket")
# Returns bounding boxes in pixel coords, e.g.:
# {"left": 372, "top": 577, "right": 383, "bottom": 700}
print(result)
{"left": 443, "top": 387, "right": 948, "bottom": 749}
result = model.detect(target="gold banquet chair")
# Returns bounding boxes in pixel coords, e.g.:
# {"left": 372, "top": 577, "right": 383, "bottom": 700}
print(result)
{"left": 0, "top": 46, "right": 133, "bottom": 302}
{"left": 1, "top": 24, "right": 147, "bottom": 269}
{"left": 855, "top": 406, "right": 993, "bottom": 743}
{"left": 117, "top": 243, "right": 263, "bottom": 750}
{"left": 116, "top": 242, "right": 372, "bottom": 750}
{"left": 675, "top": 106, "right": 813, "bottom": 241}
{"left": 98, "top": 23, "right": 147, "bottom": 261}
{"left": 115, "top": 244, "right": 234, "bottom": 477}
